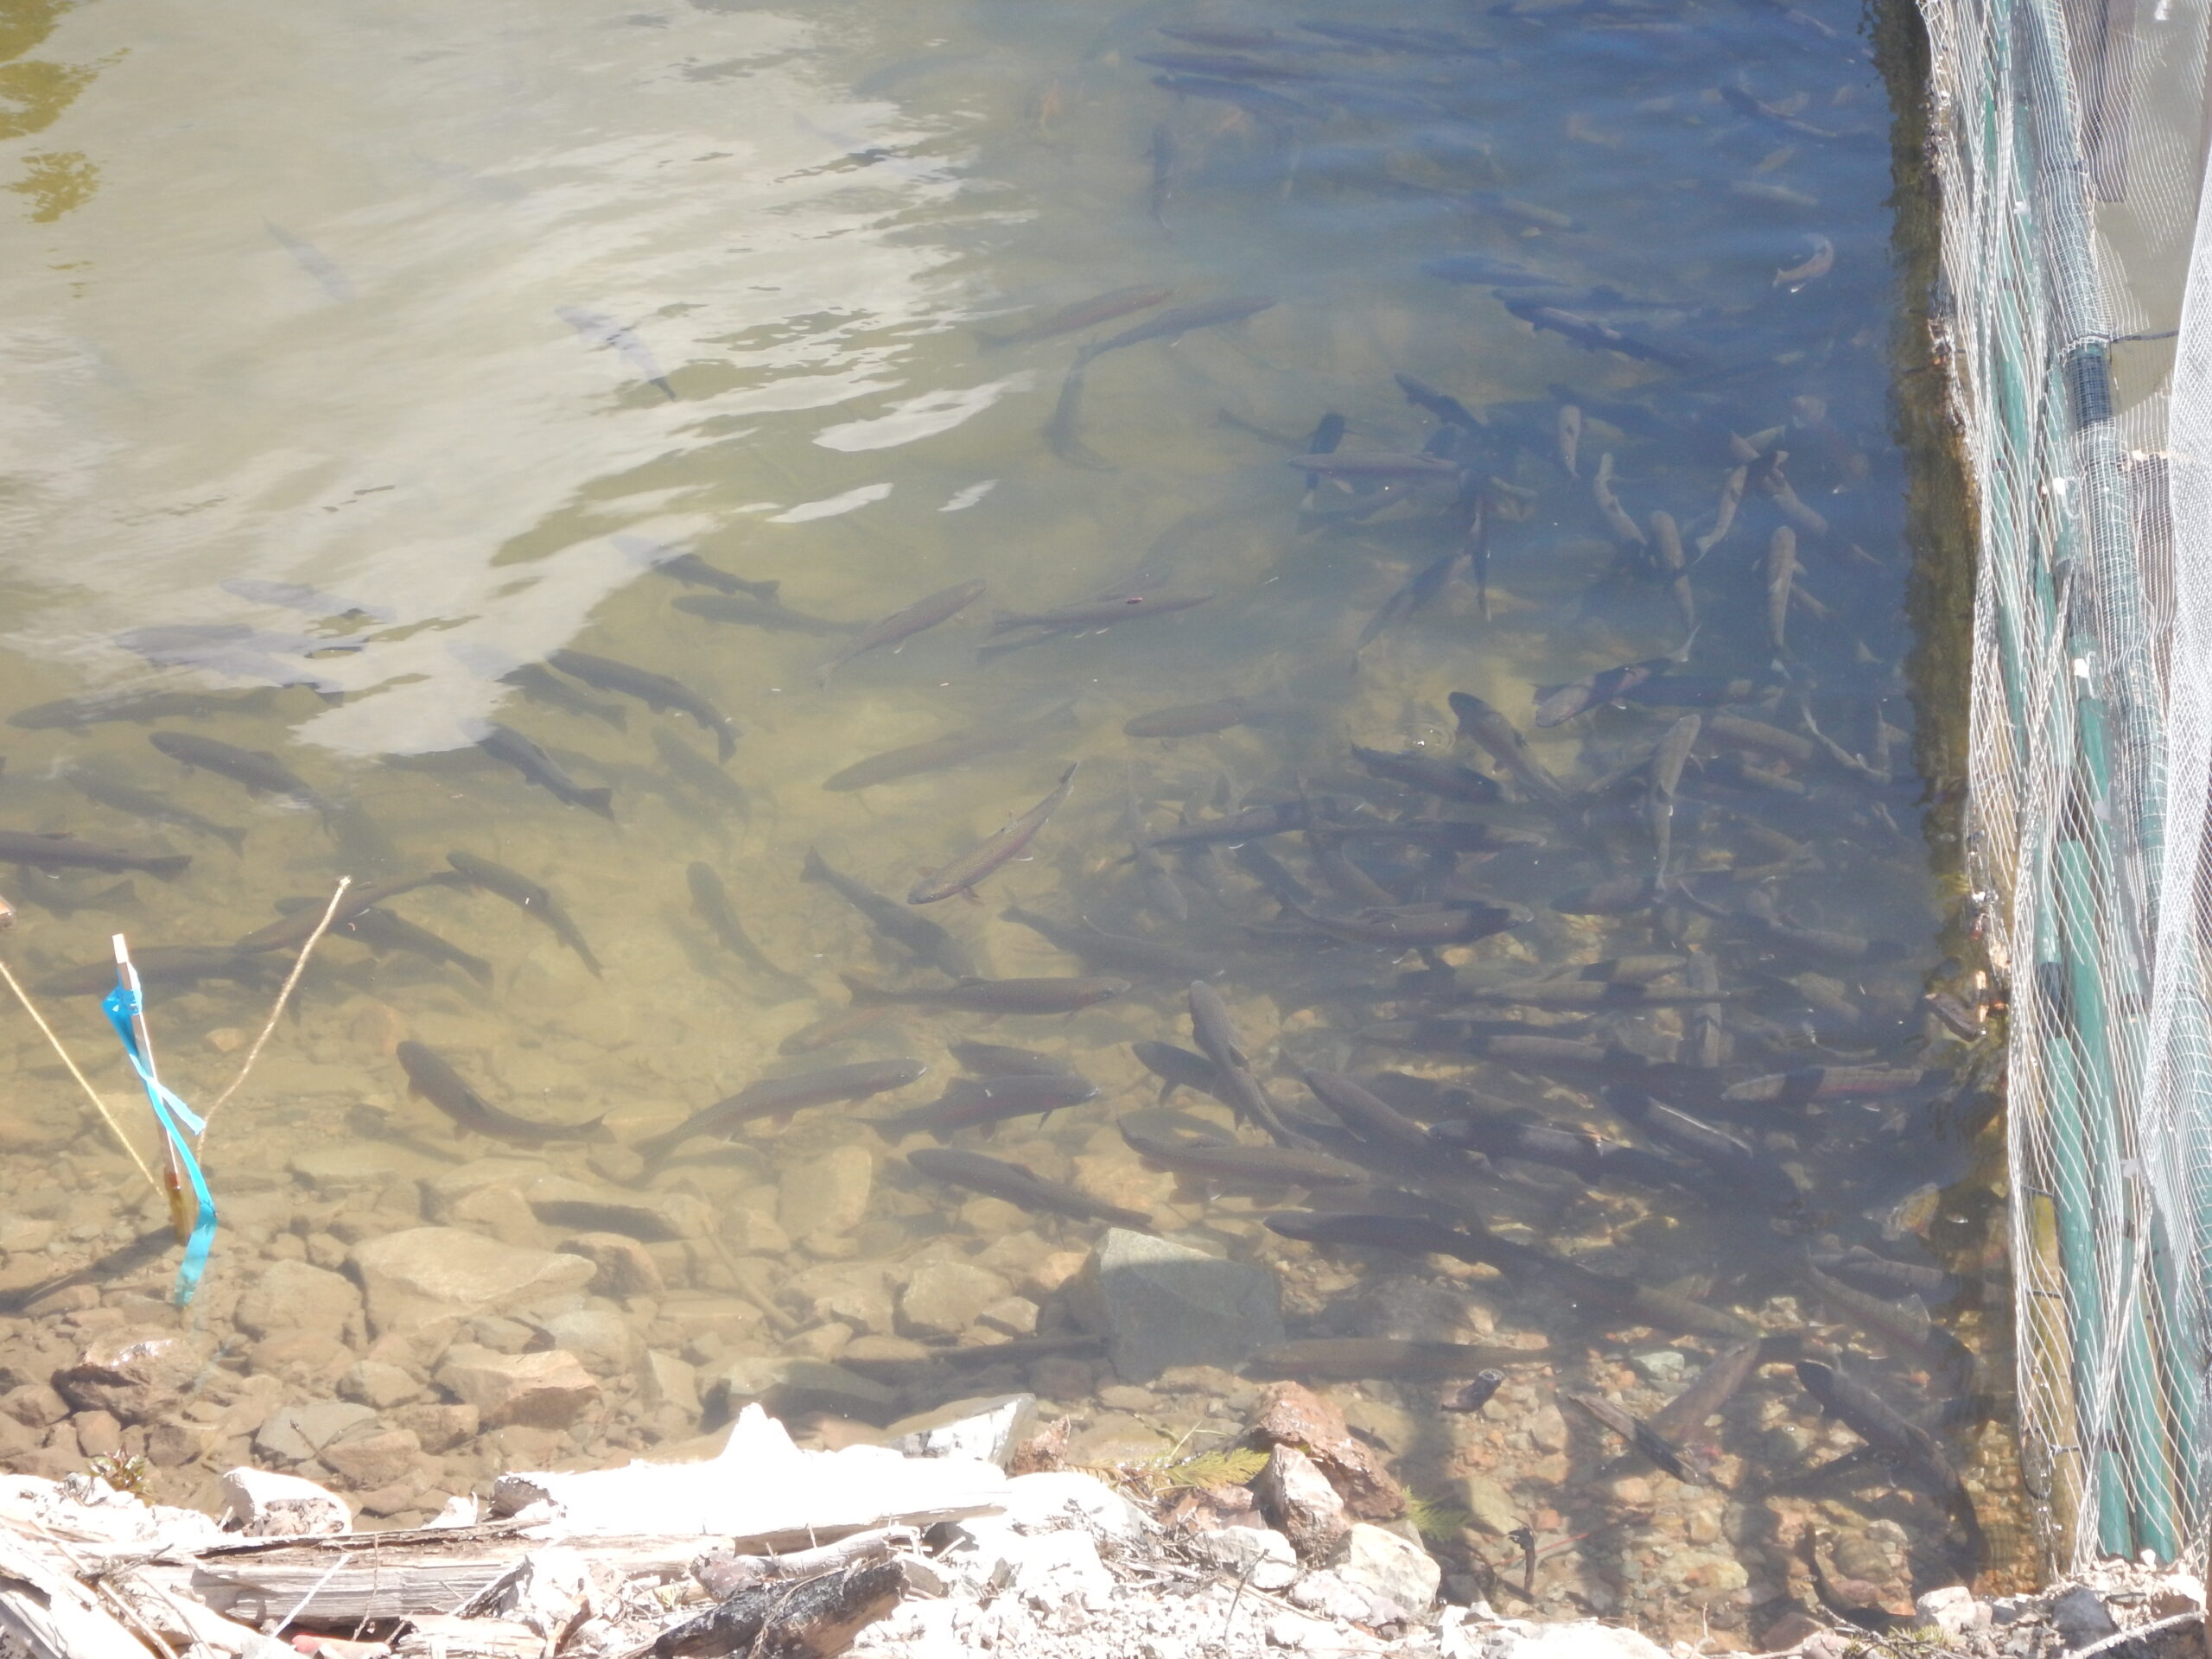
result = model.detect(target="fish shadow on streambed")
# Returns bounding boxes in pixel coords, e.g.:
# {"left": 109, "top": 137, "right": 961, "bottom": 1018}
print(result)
{"left": 311, "top": 936, "right": 502, "bottom": 1009}
{"left": 664, "top": 901, "right": 815, "bottom": 1007}
{"left": 397, "top": 1040, "right": 607, "bottom": 1146}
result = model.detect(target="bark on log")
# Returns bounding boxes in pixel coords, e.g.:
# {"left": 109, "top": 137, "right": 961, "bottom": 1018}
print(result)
{"left": 650, "top": 1561, "right": 904, "bottom": 1659}
{"left": 692, "top": 1529, "right": 913, "bottom": 1598}
{"left": 179, "top": 1522, "right": 905, "bottom": 1626}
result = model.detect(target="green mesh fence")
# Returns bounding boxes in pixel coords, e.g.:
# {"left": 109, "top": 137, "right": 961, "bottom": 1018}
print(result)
{"left": 1916, "top": 0, "right": 2212, "bottom": 1570}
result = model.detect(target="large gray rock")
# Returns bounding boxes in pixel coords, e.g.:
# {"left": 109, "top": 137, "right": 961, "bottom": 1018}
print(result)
{"left": 1288, "top": 1570, "right": 1384, "bottom": 1624}
{"left": 1067, "top": 1229, "right": 1283, "bottom": 1382}
{"left": 235, "top": 1261, "right": 362, "bottom": 1343}
{"left": 352, "top": 1227, "right": 594, "bottom": 1335}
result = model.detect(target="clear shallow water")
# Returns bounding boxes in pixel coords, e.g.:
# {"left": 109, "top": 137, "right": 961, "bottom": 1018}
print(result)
{"left": 0, "top": 0, "right": 2015, "bottom": 1637}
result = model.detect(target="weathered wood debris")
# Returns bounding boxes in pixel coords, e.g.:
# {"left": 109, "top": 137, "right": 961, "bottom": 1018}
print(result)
{"left": 0, "top": 1397, "right": 2199, "bottom": 1659}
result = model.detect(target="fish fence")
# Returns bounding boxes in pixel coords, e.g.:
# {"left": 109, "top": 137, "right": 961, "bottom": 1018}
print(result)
{"left": 1913, "top": 0, "right": 2212, "bottom": 1573}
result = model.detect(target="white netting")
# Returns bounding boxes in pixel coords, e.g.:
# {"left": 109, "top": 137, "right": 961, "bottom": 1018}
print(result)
{"left": 1916, "top": 0, "right": 2212, "bottom": 1570}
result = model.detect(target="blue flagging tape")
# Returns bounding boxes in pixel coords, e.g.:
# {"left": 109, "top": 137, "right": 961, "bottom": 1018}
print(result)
{"left": 101, "top": 982, "right": 216, "bottom": 1306}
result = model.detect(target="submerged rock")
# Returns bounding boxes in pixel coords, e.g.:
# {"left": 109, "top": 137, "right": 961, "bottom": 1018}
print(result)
{"left": 708, "top": 1356, "right": 898, "bottom": 1423}
{"left": 539, "top": 1309, "right": 644, "bottom": 1378}
{"left": 976, "top": 1295, "right": 1039, "bottom": 1336}
{"left": 319, "top": 1426, "right": 425, "bottom": 1490}
{"left": 235, "top": 1262, "right": 362, "bottom": 1344}
{"left": 557, "top": 1232, "right": 665, "bottom": 1300}
{"left": 1459, "top": 1471, "right": 1521, "bottom": 1538}
{"left": 0, "top": 1413, "right": 50, "bottom": 1465}
{"left": 352, "top": 1228, "right": 595, "bottom": 1336}
{"left": 897, "top": 1260, "right": 1011, "bottom": 1338}
{"left": 642, "top": 1350, "right": 702, "bottom": 1418}
{"left": 436, "top": 1345, "right": 601, "bottom": 1429}
{"left": 789, "top": 1262, "right": 897, "bottom": 1335}
{"left": 391, "top": 1401, "right": 479, "bottom": 1452}
{"left": 779, "top": 1147, "right": 875, "bottom": 1244}
{"left": 1065, "top": 1410, "right": 1172, "bottom": 1466}
{"left": 340, "top": 1359, "right": 422, "bottom": 1409}
{"left": 72, "top": 1409, "right": 120, "bottom": 1459}
{"left": 1066, "top": 1228, "right": 1283, "bottom": 1382}
{"left": 55, "top": 1329, "right": 209, "bottom": 1423}
{"left": 255, "top": 1401, "right": 377, "bottom": 1463}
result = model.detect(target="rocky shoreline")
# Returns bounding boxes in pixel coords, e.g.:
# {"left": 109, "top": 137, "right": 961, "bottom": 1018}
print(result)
{"left": 2, "top": 1381, "right": 2202, "bottom": 1659}
{"left": 0, "top": 1193, "right": 2026, "bottom": 1651}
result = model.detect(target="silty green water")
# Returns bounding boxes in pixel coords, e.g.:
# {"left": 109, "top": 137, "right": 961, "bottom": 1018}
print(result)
{"left": 0, "top": 0, "right": 2018, "bottom": 1636}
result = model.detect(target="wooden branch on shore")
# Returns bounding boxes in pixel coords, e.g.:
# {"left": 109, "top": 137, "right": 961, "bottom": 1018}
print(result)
{"left": 694, "top": 1527, "right": 916, "bottom": 1598}
{"left": 177, "top": 1522, "right": 928, "bottom": 1627}
{"left": 645, "top": 1560, "right": 905, "bottom": 1659}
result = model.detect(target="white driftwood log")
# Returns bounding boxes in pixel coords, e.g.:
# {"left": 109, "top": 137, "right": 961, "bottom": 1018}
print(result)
{"left": 0, "top": 1409, "right": 1014, "bottom": 1637}
{"left": 0, "top": 1527, "right": 151, "bottom": 1659}
{"left": 183, "top": 1524, "right": 941, "bottom": 1628}
{"left": 186, "top": 1535, "right": 556, "bottom": 1628}
{"left": 117, "top": 1569, "right": 299, "bottom": 1659}
{"left": 491, "top": 1408, "right": 1008, "bottom": 1541}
